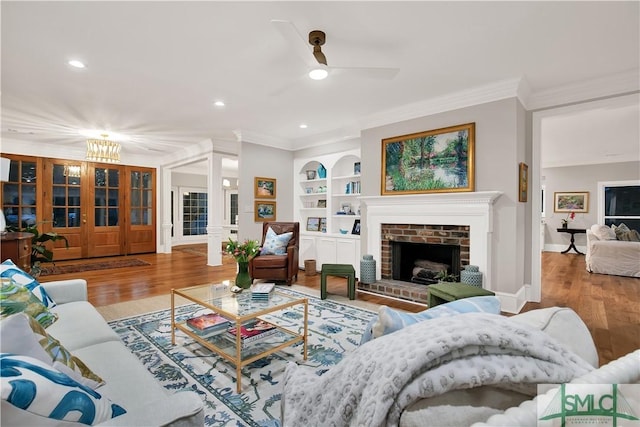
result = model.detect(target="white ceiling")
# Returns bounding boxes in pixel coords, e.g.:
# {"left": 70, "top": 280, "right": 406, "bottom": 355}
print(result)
{"left": 1, "top": 1, "right": 639, "bottom": 168}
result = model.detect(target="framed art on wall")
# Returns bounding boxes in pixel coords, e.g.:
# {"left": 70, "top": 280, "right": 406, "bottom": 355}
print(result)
{"left": 254, "top": 177, "right": 276, "bottom": 199}
{"left": 381, "top": 122, "right": 475, "bottom": 195}
{"left": 254, "top": 201, "right": 276, "bottom": 222}
{"left": 554, "top": 192, "right": 589, "bottom": 213}
{"left": 518, "top": 162, "right": 528, "bottom": 202}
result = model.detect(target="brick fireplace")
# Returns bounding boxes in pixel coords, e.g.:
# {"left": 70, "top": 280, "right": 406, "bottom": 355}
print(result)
{"left": 382, "top": 224, "right": 470, "bottom": 281}
{"left": 359, "top": 191, "right": 502, "bottom": 304}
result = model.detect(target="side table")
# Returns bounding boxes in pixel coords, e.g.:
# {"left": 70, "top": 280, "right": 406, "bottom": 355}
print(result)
{"left": 1, "top": 232, "right": 34, "bottom": 271}
{"left": 556, "top": 228, "right": 586, "bottom": 255}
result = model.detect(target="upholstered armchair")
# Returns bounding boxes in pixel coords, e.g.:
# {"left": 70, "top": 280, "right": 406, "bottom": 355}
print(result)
{"left": 249, "top": 222, "right": 299, "bottom": 286}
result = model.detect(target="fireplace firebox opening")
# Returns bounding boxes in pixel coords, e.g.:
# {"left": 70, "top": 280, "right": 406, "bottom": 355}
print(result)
{"left": 391, "top": 241, "right": 460, "bottom": 285}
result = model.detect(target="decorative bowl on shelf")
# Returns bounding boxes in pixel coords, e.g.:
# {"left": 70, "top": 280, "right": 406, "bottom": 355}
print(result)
{"left": 339, "top": 229, "right": 349, "bottom": 234}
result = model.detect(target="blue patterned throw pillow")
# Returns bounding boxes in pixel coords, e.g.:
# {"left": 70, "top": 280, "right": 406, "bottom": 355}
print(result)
{"left": 260, "top": 227, "right": 293, "bottom": 255}
{"left": 0, "top": 353, "right": 126, "bottom": 425}
{"left": 1, "top": 259, "right": 56, "bottom": 308}
{"left": 360, "top": 296, "right": 501, "bottom": 344}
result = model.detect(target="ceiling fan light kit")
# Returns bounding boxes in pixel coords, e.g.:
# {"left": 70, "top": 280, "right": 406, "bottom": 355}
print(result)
{"left": 308, "top": 66, "right": 328, "bottom": 80}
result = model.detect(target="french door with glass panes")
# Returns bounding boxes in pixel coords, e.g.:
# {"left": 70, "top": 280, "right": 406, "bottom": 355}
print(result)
{"left": 42, "top": 159, "right": 155, "bottom": 260}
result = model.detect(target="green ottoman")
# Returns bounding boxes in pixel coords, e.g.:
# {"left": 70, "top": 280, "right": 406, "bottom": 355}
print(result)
{"left": 428, "top": 282, "right": 495, "bottom": 307}
{"left": 321, "top": 264, "right": 356, "bottom": 300}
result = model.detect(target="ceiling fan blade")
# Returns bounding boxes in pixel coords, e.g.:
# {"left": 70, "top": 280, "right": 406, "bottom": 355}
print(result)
{"left": 271, "top": 19, "right": 314, "bottom": 66}
{"left": 330, "top": 66, "right": 400, "bottom": 80}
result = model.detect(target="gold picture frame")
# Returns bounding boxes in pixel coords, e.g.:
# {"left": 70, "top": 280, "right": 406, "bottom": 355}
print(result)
{"left": 518, "top": 162, "right": 528, "bottom": 202}
{"left": 254, "top": 177, "right": 276, "bottom": 199}
{"left": 381, "top": 123, "right": 475, "bottom": 195}
{"left": 254, "top": 201, "right": 276, "bottom": 222}
{"left": 554, "top": 192, "right": 589, "bottom": 213}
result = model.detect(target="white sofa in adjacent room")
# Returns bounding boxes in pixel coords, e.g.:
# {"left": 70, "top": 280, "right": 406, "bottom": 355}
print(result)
{"left": 586, "top": 224, "right": 640, "bottom": 277}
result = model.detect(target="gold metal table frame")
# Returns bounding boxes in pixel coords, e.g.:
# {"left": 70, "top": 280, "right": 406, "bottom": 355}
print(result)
{"left": 171, "top": 283, "right": 308, "bottom": 392}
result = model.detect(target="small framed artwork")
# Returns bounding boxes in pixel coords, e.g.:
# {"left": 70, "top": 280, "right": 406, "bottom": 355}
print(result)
{"left": 554, "top": 192, "right": 589, "bottom": 213}
{"left": 254, "top": 201, "right": 276, "bottom": 222}
{"left": 317, "top": 199, "right": 327, "bottom": 208}
{"left": 354, "top": 162, "right": 361, "bottom": 175}
{"left": 306, "top": 217, "right": 320, "bottom": 232}
{"left": 351, "top": 219, "right": 361, "bottom": 235}
{"left": 381, "top": 122, "right": 475, "bottom": 195}
{"left": 341, "top": 203, "right": 352, "bottom": 214}
{"left": 319, "top": 217, "right": 327, "bottom": 233}
{"left": 518, "top": 162, "right": 528, "bottom": 202}
{"left": 254, "top": 177, "right": 276, "bottom": 199}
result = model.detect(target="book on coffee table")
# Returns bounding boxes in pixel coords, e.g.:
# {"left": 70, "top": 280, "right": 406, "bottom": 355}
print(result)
{"left": 186, "top": 313, "right": 231, "bottom": 335}
{"left": 251, "top": 283, "right": 275, "bottom": 300}
{"left": 226, "top": 319, "right": 278, "bottom": 346}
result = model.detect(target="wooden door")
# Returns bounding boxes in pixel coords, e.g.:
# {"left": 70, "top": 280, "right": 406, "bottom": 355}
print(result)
{"left": 86, "top": 164, "right": 125, "bottom": 257}
{"left": 43, "top": 160, "right": 84, "bottom": 260}
{"left": 125, "top": 166, "right": 156, "bottom": 254}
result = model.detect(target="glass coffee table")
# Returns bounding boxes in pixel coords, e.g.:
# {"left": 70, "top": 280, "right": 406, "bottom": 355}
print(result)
{"left": 171, "top": 282, "right": 308, "bottom": 392}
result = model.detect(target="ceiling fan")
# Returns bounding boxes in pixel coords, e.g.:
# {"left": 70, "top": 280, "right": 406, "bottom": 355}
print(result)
{"left": 271, "top": 20, "right": 400, "bottom": 82}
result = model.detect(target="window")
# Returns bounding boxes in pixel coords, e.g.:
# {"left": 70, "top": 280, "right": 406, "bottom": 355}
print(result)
{"left": 183, "top": 191, "right": 207, "bottom": 236}
{"left": 2, "top": 159, "right": 37, "bottom": 228}
{"left": 599, "top": 180, "right": 640, "bottom": 233}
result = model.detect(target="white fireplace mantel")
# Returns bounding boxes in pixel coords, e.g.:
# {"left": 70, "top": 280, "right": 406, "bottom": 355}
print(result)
{"left": 360, "top": 191, "right": 503, "bottom": 289}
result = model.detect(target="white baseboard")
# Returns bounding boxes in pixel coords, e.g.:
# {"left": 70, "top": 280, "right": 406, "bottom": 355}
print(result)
{"left": 495, "top": 285, "right": 528, "bottom": 314}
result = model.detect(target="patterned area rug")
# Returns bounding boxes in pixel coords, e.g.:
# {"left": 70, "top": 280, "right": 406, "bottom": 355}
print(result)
{"left": 38, "top": 258, "right": 150, "bottom": 276}
{"left": 108, "top": 289, "right": 376, "bottom": 426}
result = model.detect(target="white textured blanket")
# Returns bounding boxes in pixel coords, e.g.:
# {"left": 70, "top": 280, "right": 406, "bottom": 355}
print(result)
{"left": 281, "top": 313, "right": 594, "bottom": 427}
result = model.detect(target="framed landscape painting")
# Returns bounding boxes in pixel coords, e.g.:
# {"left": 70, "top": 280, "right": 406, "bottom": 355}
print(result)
{"left": 381, "top": 123, "right": 475, "bottom": 195}
{"left": 254, "top": 177, "right": 276, "bottom": 199}
{"left": 554, "top": 192, "right": 589, "bottom": 213}
{"left": 254, "top": 201, "right": 276, "bottom": 222}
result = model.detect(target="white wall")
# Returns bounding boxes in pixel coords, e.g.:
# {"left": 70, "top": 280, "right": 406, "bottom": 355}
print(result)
{"left": 542, "top": 161, "right": 640, "bottom": 250}
{"left": 237, "top": 142, "right": 294, "bottom": 242}
{"left": 360, "top": 98, "right": 529, "bottom": 298}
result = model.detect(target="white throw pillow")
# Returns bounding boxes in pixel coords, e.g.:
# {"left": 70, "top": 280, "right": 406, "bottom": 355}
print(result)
{"left": 590, "top": 224, "right": 616, "bottom": 241}
{"left": 0, "top": 312, "right": 105, "bottom": 389}
{"left": 260, "top": 227, "right": 293, "bottom": 255}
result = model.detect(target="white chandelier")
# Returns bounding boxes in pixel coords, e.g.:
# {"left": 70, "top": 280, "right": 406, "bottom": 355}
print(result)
{"left": 86, "top": 135, "right": 121, "bottom": 163}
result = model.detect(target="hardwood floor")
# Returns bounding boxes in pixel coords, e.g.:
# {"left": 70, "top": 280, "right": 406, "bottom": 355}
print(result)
{"left": 39, "top": 245, "right": 639, "bottom": 365}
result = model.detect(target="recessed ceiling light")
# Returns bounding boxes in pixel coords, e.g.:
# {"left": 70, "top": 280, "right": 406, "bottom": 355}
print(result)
{"left": 68, "top": 60, "right": 86, "bottom": 69}
{"left": 213, "top": 101, "right": 225, "bottom": 107}
{"left": 299, "top": 124, "right": 308, "bottom": 129}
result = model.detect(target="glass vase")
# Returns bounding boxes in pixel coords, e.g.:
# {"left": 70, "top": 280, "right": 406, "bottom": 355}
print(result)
{"left": 235, "top": 261, "right": 252, "bottom": 289}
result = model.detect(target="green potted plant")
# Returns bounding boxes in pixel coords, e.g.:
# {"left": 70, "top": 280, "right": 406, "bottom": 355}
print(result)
{"left": 7, "top": 222, "right": 69, "bottom": 276}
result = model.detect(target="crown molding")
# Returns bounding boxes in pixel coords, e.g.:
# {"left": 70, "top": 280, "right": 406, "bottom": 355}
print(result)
{"left": 358, "top": 78, "right": 523, "bottom": 131}
{"left": 526, "top": 69, "right": 640, "bottom": 111}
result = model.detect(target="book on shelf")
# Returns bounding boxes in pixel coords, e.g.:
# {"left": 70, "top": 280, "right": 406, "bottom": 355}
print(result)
{"left": 226, "top": 319, "right": 278, "bottom": 345}
{"left": 186, "top": 313, "right": 231, "bottom": 335}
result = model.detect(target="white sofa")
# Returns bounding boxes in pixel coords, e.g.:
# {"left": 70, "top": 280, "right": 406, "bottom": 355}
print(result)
{"left": 586, "top": 228, "right": 640, "bottom": 277}
{"left": 281, "top": 304, "right": 640, "bottom": 427}
{"left": 1, "top": 278, "right": 204, "bottom": 426}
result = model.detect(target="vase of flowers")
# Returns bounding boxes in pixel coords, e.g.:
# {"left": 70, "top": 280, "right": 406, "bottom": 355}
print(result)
{"left": 225, "top": 238, "right": 261, "bottom": 289}
{"left": 561, "top": 211, "right": 575, "bottom": 228}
